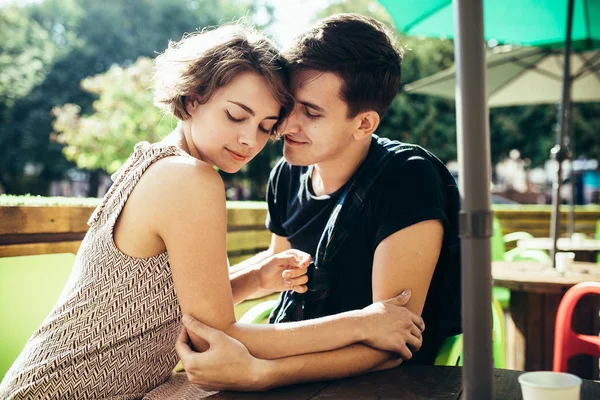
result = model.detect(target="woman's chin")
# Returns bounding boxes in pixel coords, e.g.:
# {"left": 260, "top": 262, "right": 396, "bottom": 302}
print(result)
{"left": 217, "top": 164, "right": 243, "bottom": 174}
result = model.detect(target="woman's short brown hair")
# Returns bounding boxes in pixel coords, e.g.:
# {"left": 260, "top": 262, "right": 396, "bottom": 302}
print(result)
{"left": 153, "top": 21, "right": 293, "bottom": 133}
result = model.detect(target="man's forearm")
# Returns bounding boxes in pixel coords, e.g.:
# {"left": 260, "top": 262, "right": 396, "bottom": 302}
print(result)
{"left": 226, "top": 309, "right": 368, "bottom": 360}
{"left": 258, "top": 344, "right": 395, "bottom": 390}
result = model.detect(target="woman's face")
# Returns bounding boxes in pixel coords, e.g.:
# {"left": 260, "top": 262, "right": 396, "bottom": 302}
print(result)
{"left": 184, "top": 71, "right": 281, "bottom": 173}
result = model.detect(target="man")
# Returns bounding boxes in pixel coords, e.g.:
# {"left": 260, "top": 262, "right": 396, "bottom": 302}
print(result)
{"left": 177, "top": 13, "right": 461, "bottom": 389}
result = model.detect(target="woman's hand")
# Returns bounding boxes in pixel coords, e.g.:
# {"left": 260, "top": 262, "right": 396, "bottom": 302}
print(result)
{"left": 359, "top": 290, "right": 425, "bottom": 360}
{"left": 175, "top": 315, "right": 270, "bottom": 391}
{"left": 255, "top": 249, "right": 311, "bottom": 294}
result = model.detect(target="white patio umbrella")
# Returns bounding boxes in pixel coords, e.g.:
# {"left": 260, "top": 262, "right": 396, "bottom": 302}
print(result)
{"left": 405, "top": 46, "right": 600, "bottom": 240}
{"left": 404, "top": 47, "right": 600, "bottom": 107}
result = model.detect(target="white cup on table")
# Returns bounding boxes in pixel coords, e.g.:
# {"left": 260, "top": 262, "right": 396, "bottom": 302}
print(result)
{"left": 518, "top": 371, "right": 581, "bottom": 400}
{"left": 555, "top": 251, "right": 575, "bottom": 273}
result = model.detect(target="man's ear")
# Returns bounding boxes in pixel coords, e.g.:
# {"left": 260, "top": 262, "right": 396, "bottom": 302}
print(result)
{"left": 354, "top": 110, "right": 380, "bottom": 140}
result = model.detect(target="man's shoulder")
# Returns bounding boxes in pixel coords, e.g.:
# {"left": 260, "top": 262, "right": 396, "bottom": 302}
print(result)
{"left": 373, "top": 136, "right": 443, "bottom": 167}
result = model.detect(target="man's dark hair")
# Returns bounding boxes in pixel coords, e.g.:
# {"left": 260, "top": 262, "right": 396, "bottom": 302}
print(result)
{"left": 283, "top": 13, "right": 403, "bottom": 118}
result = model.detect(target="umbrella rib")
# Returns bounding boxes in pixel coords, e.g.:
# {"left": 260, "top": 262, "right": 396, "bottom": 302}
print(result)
{"left": 512, "top": 57, "right": 563, "bottom": 81}
{"left": 572, "top": 51, "right": 600, "bottom": 80}
{"left": 404, "top": 1, "right": 453, "bottom": 32}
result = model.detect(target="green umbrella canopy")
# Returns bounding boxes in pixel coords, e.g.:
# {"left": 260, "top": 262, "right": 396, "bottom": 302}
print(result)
{"left": 379, "top": 0, "right": 600, "bottom": 50}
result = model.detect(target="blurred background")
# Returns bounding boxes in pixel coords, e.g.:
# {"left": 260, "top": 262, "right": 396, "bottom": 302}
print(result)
{"left": 1, "top": 0, "right": 599, "bottom": 204}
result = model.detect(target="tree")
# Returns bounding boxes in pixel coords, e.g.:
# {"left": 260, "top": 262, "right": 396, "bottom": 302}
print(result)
{"left": 0, "top": 0, "right": 261, "bottom": 195}
{"left": 52, "top": 57, "right": 177, "bottom": 174}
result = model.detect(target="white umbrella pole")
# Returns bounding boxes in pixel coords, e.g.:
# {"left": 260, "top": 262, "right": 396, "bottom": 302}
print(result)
{"left": 453, "top": 0, "right": 493, "bottom": 398}
{"left": 550, "top": 0, "right": 575, "bottom": 268}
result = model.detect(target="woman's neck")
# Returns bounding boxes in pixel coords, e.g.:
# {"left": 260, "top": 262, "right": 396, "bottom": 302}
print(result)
{"left": 162, "top": 123, "right": 203, "bottom": 161}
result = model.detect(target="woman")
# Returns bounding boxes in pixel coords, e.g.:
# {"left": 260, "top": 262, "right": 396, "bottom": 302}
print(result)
{"left": 0, "top": 22, "right": 423, "bottom": 399}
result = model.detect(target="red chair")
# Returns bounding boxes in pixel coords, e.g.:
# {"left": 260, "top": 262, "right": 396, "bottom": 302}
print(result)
{"left": 553, "top": 282, "right": 600, "bottom": 372}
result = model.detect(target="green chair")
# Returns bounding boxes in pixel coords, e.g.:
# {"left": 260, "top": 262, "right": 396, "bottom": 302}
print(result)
{"left": 596, "top": 220, "right": 600, "bottom": 264}
{"left": 492, "top": 217, "right": 550, "bottom": 309}
{"left": 434, "top": 334, "right": 463, "bottom": 366}
{"left": 0, "top": 253, "right": 75, "bottom": 380}
{"left": 238, "top": 299, "right": 278, "bottom": 324}
{"left": 434, "top": 298, "right": 506, "bottom": 368}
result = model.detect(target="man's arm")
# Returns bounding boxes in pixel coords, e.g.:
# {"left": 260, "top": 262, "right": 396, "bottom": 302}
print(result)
{"left": 260, "top": 219, "right": 443, "bottom": 386}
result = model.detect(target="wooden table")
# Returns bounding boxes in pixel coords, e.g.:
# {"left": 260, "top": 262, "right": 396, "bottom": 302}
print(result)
{"left": 145, "top": 366, "right": 600, "bottom": 399}
{"left": 492, "top": 260, "right": 600, "bottom": 379}
{"left": 517, "top": 238, "right": 600, "bottom": 262}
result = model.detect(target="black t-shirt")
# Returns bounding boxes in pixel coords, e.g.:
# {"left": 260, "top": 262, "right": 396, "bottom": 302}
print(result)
{"left": 266, "top": 140, "right": 461, "bottom": 365}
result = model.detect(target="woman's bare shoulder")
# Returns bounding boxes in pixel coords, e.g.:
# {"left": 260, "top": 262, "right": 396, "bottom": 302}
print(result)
{"left": 143, "top": 156, "right": 225, "bottom": 200}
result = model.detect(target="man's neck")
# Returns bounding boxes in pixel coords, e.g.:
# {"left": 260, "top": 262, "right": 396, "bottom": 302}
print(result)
{"left": 311, "top": 138, "right": 371, "bottom": 197}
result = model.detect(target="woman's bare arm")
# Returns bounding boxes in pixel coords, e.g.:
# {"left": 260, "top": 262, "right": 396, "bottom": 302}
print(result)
{"left": 147, "top": 158, "right": 422, "bottom": 360}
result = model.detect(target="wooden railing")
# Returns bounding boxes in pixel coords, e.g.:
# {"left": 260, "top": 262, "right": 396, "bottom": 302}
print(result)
{"left": 494, "top": 206, "right": 600, "bottom": 249}
{"left": 1, "top": 203, "right": 598, "bottom": 259}
{"left": 0, "top": 202, "right": 271, "bottom": 262}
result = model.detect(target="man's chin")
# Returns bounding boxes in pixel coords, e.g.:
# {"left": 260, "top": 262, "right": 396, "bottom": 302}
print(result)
{"left": 283, "top": 147, "right": 313, "bottom": 166}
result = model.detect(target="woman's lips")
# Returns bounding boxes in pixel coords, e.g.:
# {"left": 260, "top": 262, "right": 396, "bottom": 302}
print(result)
{"left": 226, "top": 148, "right": 248, "bottom": 161}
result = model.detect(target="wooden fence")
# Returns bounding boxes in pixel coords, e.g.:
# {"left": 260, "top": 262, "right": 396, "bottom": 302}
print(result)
{"left": 0, "top": 204, "right": 271, "bottom": 262}
{"left": 1, "top": 204, "right": 598, "bottom": 259}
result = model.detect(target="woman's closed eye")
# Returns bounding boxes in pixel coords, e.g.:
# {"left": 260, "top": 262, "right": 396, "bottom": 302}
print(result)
{"left": 226, "top": 110, "right": 245, "bottom": 123}
{"left": 227, "top": 110, "right": 273, "bottom": 134}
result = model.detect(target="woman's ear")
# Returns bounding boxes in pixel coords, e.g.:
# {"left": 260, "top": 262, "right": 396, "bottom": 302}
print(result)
{"left": 354, "top": 110, "right": 380, "bottom": 140}
{"left": 185, "top": 95, "right": 199, "bottom": 115}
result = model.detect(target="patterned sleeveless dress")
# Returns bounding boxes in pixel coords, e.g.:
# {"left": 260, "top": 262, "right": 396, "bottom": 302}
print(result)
{"left": 0, "top": 142, "right": 195, "bottom": 399}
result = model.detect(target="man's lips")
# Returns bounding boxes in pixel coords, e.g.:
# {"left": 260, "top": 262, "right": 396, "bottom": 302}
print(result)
{"left": 284, "top": 136, "right": 309, "bottom": 145}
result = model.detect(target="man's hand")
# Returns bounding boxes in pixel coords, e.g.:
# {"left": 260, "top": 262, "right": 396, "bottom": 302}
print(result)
{"left": 255, "top": 249, "right": 311, "bottom": 294}
{"left": 359, "top": 289, "right": 425, "bottom": 360}
{"left": 175, "top": 315, "right": 269, "bottom": 391}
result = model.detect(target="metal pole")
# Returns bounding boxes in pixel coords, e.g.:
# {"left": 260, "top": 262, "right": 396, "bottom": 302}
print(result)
{"left": 567, "top": 103, "right": 575, "bottom": 238}
{"left": 453, "top": 0, "right": 493, "bottom": 398}
{"left": 550, "top": 0, "right": 575, "bottom": 268}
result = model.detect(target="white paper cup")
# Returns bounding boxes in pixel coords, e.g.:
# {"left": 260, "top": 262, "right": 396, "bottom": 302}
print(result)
{"left": 555, "top": 252, "right": 575, "bottom": 273}
{"left": 519, "top": 371, "right": 582, "bottom": 400}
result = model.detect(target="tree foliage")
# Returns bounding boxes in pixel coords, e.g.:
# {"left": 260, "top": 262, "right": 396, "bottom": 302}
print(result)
{"left": 52, "top": 57, "right": 177, "bottom": 174}
{"left": 0, "top": 0, "right": 259, "bottom": 194}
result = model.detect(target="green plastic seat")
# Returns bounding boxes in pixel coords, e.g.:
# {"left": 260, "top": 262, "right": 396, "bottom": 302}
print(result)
{"left": 0, "top": 253, "right": 75, "bottom": 380}
{"left": 435, "top": 299, "right": 506, "bottom": 368}
{"left": 492, "top": 218, "right": 511, "bottom": 309}
{"left": 596, "top": 220, "right": 600, "bottom": 264}
{"left": 492, "top": 217, "right": 550, "bottom": 309}
{"left": 434, "top": 334, "right": 463, "bottom": 366}
{"left": 238, "top": 299, "right": 279, "bottom": 324}
{"left": 502, "top": 231, "right": 533, "bottom": 244}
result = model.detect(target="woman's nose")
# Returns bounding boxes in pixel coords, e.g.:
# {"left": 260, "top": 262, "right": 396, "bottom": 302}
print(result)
{"left": 238, "top": 129, "right": 257, "bottom": 148}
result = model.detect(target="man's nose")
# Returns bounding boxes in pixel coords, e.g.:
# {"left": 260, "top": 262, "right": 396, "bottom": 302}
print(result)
{"left": 280, "top": 105, "right": 301, "bottom": 135}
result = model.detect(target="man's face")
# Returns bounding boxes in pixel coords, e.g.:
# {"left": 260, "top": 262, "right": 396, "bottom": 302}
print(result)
{"left": 280, "top": 69, "right": 358, "bottom": 166}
